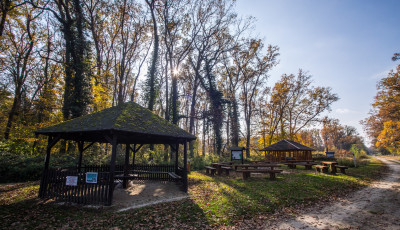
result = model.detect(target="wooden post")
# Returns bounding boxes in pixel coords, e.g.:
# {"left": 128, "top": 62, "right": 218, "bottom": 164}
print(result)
{"left": 107, "top": 135, "right": 118, "bottom": 206}
{"left": 39, "top": 136, "right": 59, "bottom": 198}
{"left": 175, "top": 143, "right": 179, "bottom": 174}
{"left": 123, "top": 144, "right": 130, "bottom": 188}
{"left": 77, "top": 141, "right": 84, "bottom": 172}
{"left": 132, "top": 144, "right": 136, "bottom": 170}
{"left": 183, "top": 141, "right": 188, "bottom": 192}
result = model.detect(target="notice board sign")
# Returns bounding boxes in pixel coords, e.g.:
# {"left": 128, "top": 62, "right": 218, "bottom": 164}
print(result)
{"left": 326, "top": 152, "right": 335, "bottom": 158}
{"left": 66, "top": 176, "right": 78, "bottom": 186}
{"left": 231, "top": 151, "right": 243, "bottom": 160}
{"left": 86, "top": 172, "right": 98, "bottom": 183}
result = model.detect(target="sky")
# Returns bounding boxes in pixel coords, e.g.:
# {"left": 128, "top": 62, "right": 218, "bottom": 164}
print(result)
{"left": 235, "top": 0, "right": 400, "bottom": 145}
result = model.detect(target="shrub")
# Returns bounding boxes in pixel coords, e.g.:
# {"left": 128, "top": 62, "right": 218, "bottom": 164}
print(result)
{"left": 350, "top": 144, "right": 368, "bottom": 160}
{"left": 336, "top": 156, "right": 370, "bottom": 167}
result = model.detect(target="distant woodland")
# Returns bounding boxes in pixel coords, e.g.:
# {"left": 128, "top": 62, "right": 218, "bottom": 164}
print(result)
{"left": 0, "top": 0, "right": 397, "bottom": 173}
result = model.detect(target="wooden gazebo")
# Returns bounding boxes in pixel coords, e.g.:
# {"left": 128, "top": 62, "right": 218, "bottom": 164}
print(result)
{"left": 260, "top": 139, "right": 315, "bottom": 162}
{"left": 36, "top": 102, "right": 196, "bottom": 206}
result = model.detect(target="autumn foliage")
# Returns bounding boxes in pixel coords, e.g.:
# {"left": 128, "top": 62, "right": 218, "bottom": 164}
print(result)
{"left": 364, "top": 63, "right": 400, "bottom": 154}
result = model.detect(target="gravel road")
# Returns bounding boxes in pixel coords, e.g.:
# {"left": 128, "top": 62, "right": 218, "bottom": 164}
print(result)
{"left": 264, "top": 157, "right": 400, "bottom": 230}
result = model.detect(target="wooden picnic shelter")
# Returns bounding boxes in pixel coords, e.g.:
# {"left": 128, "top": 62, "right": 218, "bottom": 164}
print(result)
{"left": 260, "top": 139, "right": 315, "bottom": 162}
{"left": 35, "top": 102, "right": 196, "bottom": 206}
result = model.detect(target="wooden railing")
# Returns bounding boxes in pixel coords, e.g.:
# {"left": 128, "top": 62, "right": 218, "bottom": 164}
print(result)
{"left": 41, "top": 169, "right": 110, "bottom": 205}
{"left": 40, "top": 164, "right": 183, "bottom": 205}
{"left": 81, "top": 164, "right": 175, "bottom": 173}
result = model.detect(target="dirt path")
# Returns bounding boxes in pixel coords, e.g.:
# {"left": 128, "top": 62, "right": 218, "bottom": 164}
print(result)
{"left": 112, "top": 180, "right": 188, "bottom": 212}
{"left": 264, "top": 157, "right": 400, "bottom": 230}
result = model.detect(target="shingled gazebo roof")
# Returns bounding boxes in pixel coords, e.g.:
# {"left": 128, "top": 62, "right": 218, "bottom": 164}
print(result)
{"left": 36, "top": 102, "right": 196, "bottom": 144}
{"left": 259, "top": 139, "right": 315, "bottom": 152}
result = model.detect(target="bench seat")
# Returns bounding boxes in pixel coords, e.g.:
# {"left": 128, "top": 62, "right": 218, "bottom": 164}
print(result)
{"left": 315, "top": 165, "right": 328, "bottom": 173}
{"left": 236, "top": 169, "right": 283, "bottom": 180}
{"left": 204, "top": 166, "right": 216, "bottom": 176}
{"left": 336, "top": 165, "right": 348, "bottom": 174}
{"left": 287, "top": 162, "right": 316, "bottom": 170}
{"left": 221, "top": 166, "right": 233, "bottom": 176}
{"left": 168, "top": 172, "right": 182, "bottom": 179}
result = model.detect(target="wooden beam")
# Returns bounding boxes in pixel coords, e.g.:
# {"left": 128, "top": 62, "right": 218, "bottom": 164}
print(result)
{"left": 103, "top": 134, "right": 112, "bottom": 144}
{"left": 77, "top": 141, "right": 84, "bottom": 172}
{"left": 133, "top": 144, "right": 144, "bottom": 153}
{"left": 169, "top": 144, "right": 177, "bottom": 152}
{"left": 39, "top": 135, "right": 59, "bottom": 198}
{"left": 183, "top": 141, "right": 188, "bottom": 192}
{"left": 175, "top": 143, "right": 179, "bottom": 174}
{"left": 131, "top": 144, "right": 136, "bottom": 168}
{"left": 48, "top": 135, "right": 61, "bottom": 149}
{"left": 106, "top": 135, "right": 118, "bottom": 206}
{"left": 83, "top": 142, "right": 95, "bottom": 152}
{"left": 123, "top": 144, "right": 130, "bottom": 188}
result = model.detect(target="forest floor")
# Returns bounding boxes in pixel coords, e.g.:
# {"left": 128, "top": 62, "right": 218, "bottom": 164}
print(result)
{"left": 261, "top": 157, "right": 400, "bottom": 230}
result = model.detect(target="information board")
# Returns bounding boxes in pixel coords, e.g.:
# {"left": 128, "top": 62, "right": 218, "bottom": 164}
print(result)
{"left": 66, "top": 176, "right": 78, "bottom": 186}
{"left": 326, "top": 152, "right": 335, "bottom": 158}
{"left": 231, "top": 150, "right": 243, "bottom": 160}
{"left": 86, "top": 172, "right": 98, "bottom": 183}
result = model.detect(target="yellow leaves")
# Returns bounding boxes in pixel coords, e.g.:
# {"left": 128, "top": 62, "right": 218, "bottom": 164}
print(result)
{"left": 91, "top": 78, "right": 111, "bottom": 112}
{"left": 376, "top": 120, "right": 400, "bottom": 152}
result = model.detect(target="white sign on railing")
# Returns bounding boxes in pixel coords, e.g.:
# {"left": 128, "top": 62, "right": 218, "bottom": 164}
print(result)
{"left": 66, "top": 176, "right": 78, "bottom": 186}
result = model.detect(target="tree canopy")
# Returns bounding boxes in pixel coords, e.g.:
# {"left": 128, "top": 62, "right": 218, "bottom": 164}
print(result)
{"left": 0, "top": 0, "right": 349, "bottom": 158}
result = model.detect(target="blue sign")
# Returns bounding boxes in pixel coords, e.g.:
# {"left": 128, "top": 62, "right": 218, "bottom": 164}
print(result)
{"left": 326, "top": 152, "right": 335, "bottom": 158}
{"left": 86, "top": 172, "right": 98, "bottom": 183}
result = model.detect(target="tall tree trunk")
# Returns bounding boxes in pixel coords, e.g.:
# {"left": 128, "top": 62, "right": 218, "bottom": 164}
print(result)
{"left": 4, "top": 13, "right": 34, "bottom": 139}
{"left": 0, "top": 0, "right": 11, "bottom": 38}
{"left": 4, "top": 93, "right": 20, "bottom": 139}
{"left": 230, "top": 97, "right": 240, "bottom": 146}
{"left": 171, "top": 77, "right": 178, "bottom": 124}
{"left": 245, "top": 118, "right": 251, "bottom": 158}
{"left": 189, "top": 77, "right": 199, "bottom": 157}
{"left": 146, "top": 0, "right": 159, "bottom": 112}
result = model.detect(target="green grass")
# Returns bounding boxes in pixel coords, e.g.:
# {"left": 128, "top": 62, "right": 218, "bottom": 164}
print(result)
{"left": 0, "top": 158, "right": 387, "bottom": 229}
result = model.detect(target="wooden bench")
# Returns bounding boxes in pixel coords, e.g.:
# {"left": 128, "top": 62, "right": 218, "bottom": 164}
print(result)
{"left": 205, "top": 166, "right": 216, "bottom": 176}
{"left": 236, "top": 169, "right": 283, "bottom": 180}
{"left": 336, "top": 165, "right": 348, "bottom": 174}
{"left": 168, "top": 172, "right": 182, "bottom": 179}
{"left": 287, "top": 162, "right": 316, "bottom": 170}
{"left": 315, "top": 165, "right": 328, "bottom": 173}
{"left": 221, "top": 166, "right": 233, "bottom": 176}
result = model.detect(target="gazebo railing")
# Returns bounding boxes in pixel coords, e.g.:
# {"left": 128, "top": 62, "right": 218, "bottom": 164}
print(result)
{"left": 81, "top": 164, "right": 179, "bottom": 182}
{"left": 41, "top": 168, "right": 110, "bottom": 205}
{"left": 40, "top": 164, "right": 182, "bottom": 205}
{"left": 81, "top": 164, "right": 175, "bottom": 173}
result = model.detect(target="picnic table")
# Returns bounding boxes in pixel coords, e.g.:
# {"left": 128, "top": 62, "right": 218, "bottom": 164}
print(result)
{"left": 322, "top": 161, "right": 338, "bottom": 173}
{"left": 234, "top": 163, "right": 281, "bottom": 170}
{"left": 235, "top": 164, "right": 282, "bottom": 180}
{"left": 286, "top": 161, "right": 317, "bottom": 170}
{"left": 211, "top": 162, "right": 233, "bottom": 175}
{"left": 251, "top": 160, "right": 272, "bottom": 164}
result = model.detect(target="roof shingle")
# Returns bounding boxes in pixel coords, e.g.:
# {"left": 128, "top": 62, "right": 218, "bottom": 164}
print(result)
{"left": 36, "top": 102, "right": 196, "bottom": 143}
{"left": 260, "top": 139, "right": 315, "bottom": 151}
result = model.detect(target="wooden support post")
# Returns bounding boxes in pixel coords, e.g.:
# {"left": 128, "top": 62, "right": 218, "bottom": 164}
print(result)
{"left": 107, "top": 135, "right": 118, "bottom": 206}
{"left": 39, "top": 137, "right": 52, "bottom": 198}
{"left": 123, "top": 144, "right": 130, "bottom": 188}
{"left": 175, "top": 143, "right": 179, "bottom": 174}
{"left": 39, "top": 135, "right": 59, "bottom": 198}
{"left": 132, "top": 144, "right": 136, "bottom": 170}
{"left": 77, "top": 141, "right": 84, "bottom": 172}
{"left": 183, "top": 141, "right": 188, "bottom": 193}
